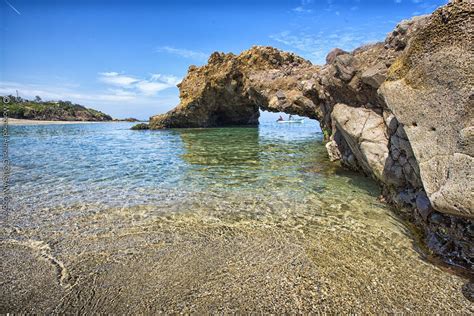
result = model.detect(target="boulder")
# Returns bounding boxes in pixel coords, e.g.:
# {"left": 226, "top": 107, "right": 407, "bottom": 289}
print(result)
{"left": 331, "top": 103, "right": 389, "bottom": 182}
{"left": 361, "top": 63, "right": 387, "bottom": 89}
{"left": 333, "top": 54, "right": 355, "bottom": 82}
{"left": 325, "top": 140, "right": 341, "bottom": 162}
{"left": 325, "top": 48, "right": 348, "bottom": 64}
{"left": 131, "top": 123, "right": 149, "bottom": 130}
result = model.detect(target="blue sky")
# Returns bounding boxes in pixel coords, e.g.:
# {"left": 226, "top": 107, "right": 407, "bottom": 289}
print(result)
{"left": 1, "top": 0, "right": 447, "bottom": 120}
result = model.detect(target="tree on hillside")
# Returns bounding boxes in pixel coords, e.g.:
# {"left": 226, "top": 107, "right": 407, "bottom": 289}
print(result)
{"left": 34, "top": 96, "right": 42, "bottom": 103}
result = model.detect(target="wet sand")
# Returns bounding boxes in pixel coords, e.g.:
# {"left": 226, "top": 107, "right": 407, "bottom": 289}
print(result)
{"left": 1, "top": 201, "right": 472, "bottom": 314}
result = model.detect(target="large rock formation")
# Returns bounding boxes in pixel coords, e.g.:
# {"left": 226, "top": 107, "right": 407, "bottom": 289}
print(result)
{"left": 380, "top": 2, "right": 474, "bottom": 219}
{"left": 150, "top": 48, "right": 320, "bottom": 129}
{"left": 148, "top": 1, "right": 473, "bottom": 266}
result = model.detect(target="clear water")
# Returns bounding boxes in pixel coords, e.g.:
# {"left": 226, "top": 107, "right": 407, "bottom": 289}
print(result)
{"left": 8, "top": 121, "right": 374, "bottom": 218}
{"left": 1, "top": 121, "right": 471, "bottom": 313}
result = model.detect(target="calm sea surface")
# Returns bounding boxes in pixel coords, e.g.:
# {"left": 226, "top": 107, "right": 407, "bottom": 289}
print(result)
{"left": 9, "top": 120, "right": 381, "bottom": 216}
{"left": 2, "top": 120, "right": 471, "bottom": 313}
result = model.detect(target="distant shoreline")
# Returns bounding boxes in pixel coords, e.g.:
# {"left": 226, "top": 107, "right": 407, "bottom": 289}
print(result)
{"left": 5, "top": 118, "right": 117, "bottom": 126}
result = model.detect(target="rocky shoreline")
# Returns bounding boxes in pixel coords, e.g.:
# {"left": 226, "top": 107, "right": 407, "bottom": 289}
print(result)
{"left": 143, "top": 1, "right": 472, "bottom": 270}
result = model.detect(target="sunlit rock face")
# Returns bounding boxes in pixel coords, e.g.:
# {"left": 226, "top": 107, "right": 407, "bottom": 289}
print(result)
{"left": 148, "top": 1, "right": 472, "bottom": 265}
{"left": 380, "top": 1, "right": 474, "bottom": 218}
{"left": 149, "top": 47, "right": 321, "bottom": 129}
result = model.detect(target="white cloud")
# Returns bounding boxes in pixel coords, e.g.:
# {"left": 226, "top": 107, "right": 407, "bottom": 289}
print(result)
{"left": 98, "top": 72, "right": 139, "bottom": 87}
{"left": 0, "top": 72, "right": 181, "bottom": 105}
{"left": 150, "top": 74, "right": 181, "bottom": 86}
{"left": 106, "top": 88, "right": 137, "bottom": 97}
{"left": 156, "top": 46, "right": 208, "bottom": 62}
{"left": 292, "top": 0, "right": 313, "bottom": 13}
{"left": 98, "top": 72, "right": 181, "bottom": 96}
{"left": 292, "top": 6, "right": 312, "bottom": 13}
{"left": 135, "top": 81, "right": 171, "bottom": 96}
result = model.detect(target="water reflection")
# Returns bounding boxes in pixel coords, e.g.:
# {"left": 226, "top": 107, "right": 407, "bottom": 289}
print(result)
{"left": 176, "top": 123, "right": 331, "bottom": 193}
{"left": 179, "top": 127, "right": 261, "bottom": 166}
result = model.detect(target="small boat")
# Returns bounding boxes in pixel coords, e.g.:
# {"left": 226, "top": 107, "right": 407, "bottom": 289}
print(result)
{"left": 277, "top": 118, "right": 305, "bottom": 124}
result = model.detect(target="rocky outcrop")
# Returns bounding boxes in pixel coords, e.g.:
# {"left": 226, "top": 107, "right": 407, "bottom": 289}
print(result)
{"left": 380, "top": 2, "right": 474, "bottom": 219}
{"left": 130, "top": 123, "right": 149, "bottom": 130}
{"left": 150, "top": 48, "right": 320, "bottom": 129}
{"left": 149, "top": 1, "right": 473, "bottom": 267}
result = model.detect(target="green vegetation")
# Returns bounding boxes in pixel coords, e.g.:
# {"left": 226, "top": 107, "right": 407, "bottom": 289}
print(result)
{"left": 322, "top": 127, "right": 331, "bottom": 142}
{"left": 3, "top": 95, "right": 112, "bottom": 121}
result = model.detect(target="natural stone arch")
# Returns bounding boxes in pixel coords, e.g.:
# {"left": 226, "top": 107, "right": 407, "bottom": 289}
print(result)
{"left": 146, "top": 1, "right": 474, "bottom": 265}
{"left": 149, "top": 47, "right": 324, "bottom": 130}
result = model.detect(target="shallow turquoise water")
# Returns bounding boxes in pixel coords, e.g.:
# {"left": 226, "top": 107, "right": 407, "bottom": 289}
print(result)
{"left": 2, "top": 120, "right": 471, "bottom": 313}
{"left": 8, "top": 120, "right": 379, "bottom": 218}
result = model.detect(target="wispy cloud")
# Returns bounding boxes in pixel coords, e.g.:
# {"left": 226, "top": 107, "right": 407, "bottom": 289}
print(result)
{"left": 156, "top": 46, "right": 208, "bottom": 62}
{"left": 292, "top": 0, "right": 313, "bottom": 13}
{"left": 292, "top": 6, "right": 312, "bottom": 13}
{"left": 410, "top": 0, "right": 442, "bottom": 15}
{"left": 98, "top": 72, "right": 181, "bottom": 96}
{"left": 4, "top": 0, "right": 21, "bottom": 15}
{"left": 98, "top": 72, "right": 139, "bottom": 86}
{"left": 150, "top": 74, "right": 181, "bottom": 86}
{"left": 0, "top": 72, "right": 181, "bottom": 104}
{"left": 0, "top": 81, "right": 135, "bottom": 103}
{"left": 270, "top": 28, "right": 382, "bottom": 64}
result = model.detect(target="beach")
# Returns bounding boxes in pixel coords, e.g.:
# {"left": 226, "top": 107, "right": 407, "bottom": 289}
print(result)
{"left": 2, "top": 121, "right": 471, "bottom": 313}
{"left": 5, "top": 118, "right": 112, "bottom": 126}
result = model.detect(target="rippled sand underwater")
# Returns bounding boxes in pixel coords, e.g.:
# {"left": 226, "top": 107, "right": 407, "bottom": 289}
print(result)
{"left": 1, "top": 122, "right": 472, "bottom": 313}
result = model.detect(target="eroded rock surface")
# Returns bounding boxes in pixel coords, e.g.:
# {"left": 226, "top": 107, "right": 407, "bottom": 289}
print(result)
{"left": 150, "top": 47, "right": 320, "bottom": 129}
{"left": 380, "top": 1, "right": 474, "bottom": 218}
{"left": 331, "top": 104, "right": 389, "bottom": 182}
{"left": 148, "top": 1, "right": 473, "bottom": 265}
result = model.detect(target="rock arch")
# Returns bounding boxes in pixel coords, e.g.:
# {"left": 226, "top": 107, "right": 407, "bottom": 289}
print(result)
{"left": 150, "top": 47, "right": 323, "bottom": 129}
{"left": 148, "top": 1, "right": 473, "bottom": 266}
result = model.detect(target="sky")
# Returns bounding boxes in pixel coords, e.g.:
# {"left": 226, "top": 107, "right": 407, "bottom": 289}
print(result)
{"left": 1, "top": 0, "right": 447, "bottom": 120}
